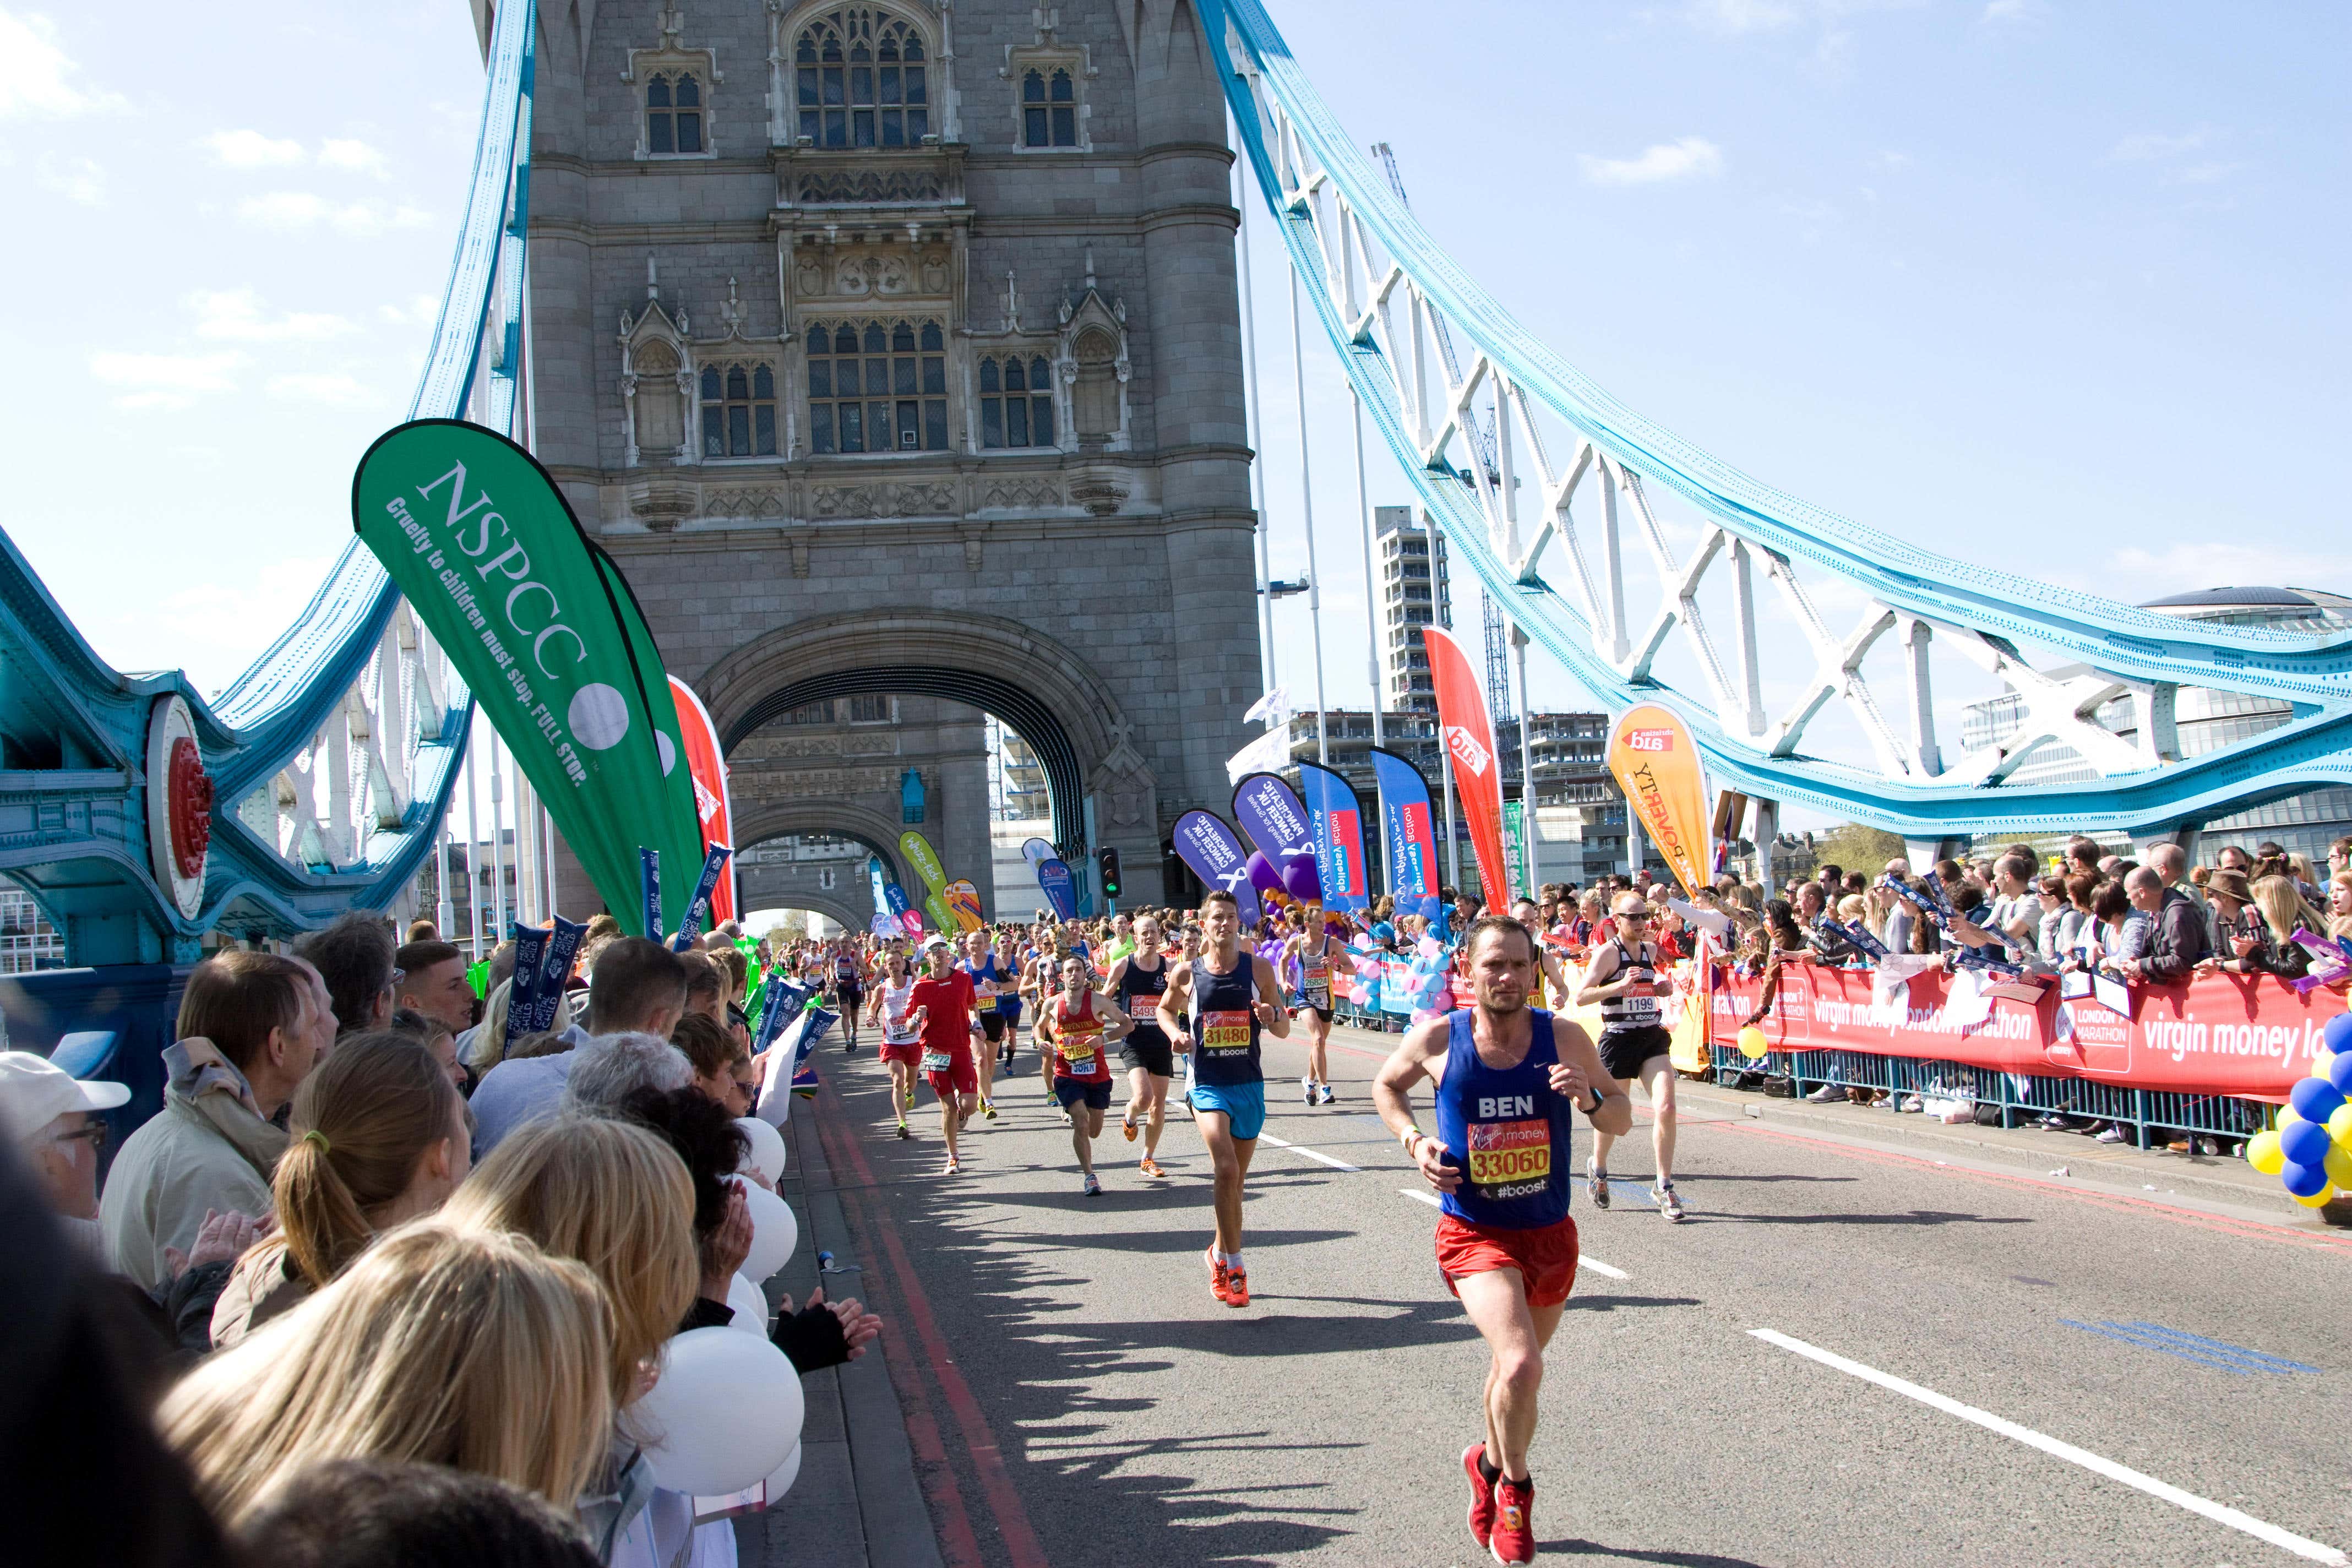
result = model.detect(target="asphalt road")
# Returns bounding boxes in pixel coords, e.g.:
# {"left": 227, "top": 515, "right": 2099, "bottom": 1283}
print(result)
{"left": 801, "top": 1022, "right": 2352, "bottom": 1568}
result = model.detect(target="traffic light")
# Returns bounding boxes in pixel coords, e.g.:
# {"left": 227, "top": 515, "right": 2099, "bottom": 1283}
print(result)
{"left": 1096, "top": 847, "right": 1122, "bottom": 900}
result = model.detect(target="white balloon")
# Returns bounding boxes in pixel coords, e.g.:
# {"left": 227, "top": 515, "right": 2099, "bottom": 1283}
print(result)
{"left": 634, "top": 1328, "right": 804, "bottom": 1496}
{"left": 734, "top": 1177, "right": 798, "bottom": 1282}
{"left": 762, "top": 1440, "right": 803, "bottom": 1504}
{"left": 725, "top": 1271, "right": 769, "bottom": 1336}
{"left": 734, "top": 1117, "right": 787, "bottom": 1184}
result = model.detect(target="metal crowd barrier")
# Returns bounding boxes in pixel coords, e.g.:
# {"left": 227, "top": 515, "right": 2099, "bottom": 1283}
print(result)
{"left": 1705, "top": 1044, "right": 2270, "bottom": 1150}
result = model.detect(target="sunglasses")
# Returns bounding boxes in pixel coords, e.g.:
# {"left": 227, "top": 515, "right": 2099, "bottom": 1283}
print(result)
{"left": 55, "top": 1120, "right": 109, "bottom": 1150}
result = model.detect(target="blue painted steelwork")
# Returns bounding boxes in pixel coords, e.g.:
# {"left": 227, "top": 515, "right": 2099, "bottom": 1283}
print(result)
{"left": 1201, "top": 0, "right": 2351, "bottom": 839}
{"left": 0, "top": 1, "right": 536, "bottom": 960}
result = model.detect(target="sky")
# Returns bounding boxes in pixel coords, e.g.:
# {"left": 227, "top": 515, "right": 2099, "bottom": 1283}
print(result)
{"left": 1, "top": 1, "right": 2344, "bottom": 826}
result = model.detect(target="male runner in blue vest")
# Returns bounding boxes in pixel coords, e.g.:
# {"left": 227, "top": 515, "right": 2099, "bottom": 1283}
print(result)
{"left": 1156, "top": 889, "right": 1289, "bottom": 1308}
{"left": 1373, "top": 915, "right": 1630, "bottom": 1566}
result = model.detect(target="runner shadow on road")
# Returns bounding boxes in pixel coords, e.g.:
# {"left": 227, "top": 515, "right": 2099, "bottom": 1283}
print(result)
{"left": 1547, "top": 1540, "right": 1775, "bottom": 1567}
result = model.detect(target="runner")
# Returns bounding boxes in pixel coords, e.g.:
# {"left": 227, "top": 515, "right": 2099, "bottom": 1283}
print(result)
{"left": 832, "top": 938, "right": 866, "bottom": 1053}
{"left": 1371, "top": 915, "right": 1630, "bottom": 1565}
{"left": 1156, "top": 890, "right": 1290, "bottom": 1308}
{"left": 992, "top": 926, "right": 1027, "bottom": 1071}
{"left": 960, "top": 929, "right": 1012, "bottom": 1121}
{"left": 1107, "top": 913, "right": 1177, "bottom": 1176}
{"left": 1508, "top": 896, "right": 1575, "bottom": 1011}
{"left": 864, "top": 946, "right": 922, "bottom": 1137}
{"left": 1573, "top": 894, "right": 1686, "bottom": 1222}
{"left": 1038, "top": 952, "right": 1134, "bottom": 1195}
{"left": 1282, "top": 907, "right": 1355, "bottom": 1107}
{"left": 907, "top": 935, "right": 983, "bottom": 1174}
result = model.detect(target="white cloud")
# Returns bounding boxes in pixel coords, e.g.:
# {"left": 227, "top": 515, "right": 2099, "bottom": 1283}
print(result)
{"left": 1875, "top": 150, "right": 1911, "bottom": 169}
{"left": 377, "top": 293, "right": 440, "bottom": 328}
{"left": 35, "top": 152, "right": 103, "bottom": 204}
{"left": 2109, "top": 130, "right": 2204, "bottom": 163}
{"left": 200, "top": 128, "right": 307, "bottom": 167}
{"left": 2174, "top": 159, "right": 2242, "bottom": 185}
{"left": 1686, "top": 0, "right": 1799, "bottom": 31}
{"left": 189, "top": 288, "right": 356, "bottom": 342}
{"left": 88, "top": 350, "right": 244, "bottom": 410}
{"left": 236, "top": 192, "right": 433, "bottom": 236}
{"left": 1981, "top": 0, "right": 2043, "bottom": 21}
{"left": 149, "top": 555, "right": 337, "bottom": 678}
{"left": 1580, "top": 137, "right": 1724, "bottom": 187}
{"left": 318, "top": 138, "right": 390, "bottom": 178}
{"left": 0, "top": 10, "right": 127, "bottom": 118}
{"left": 266, "top": 371, "right": 377, "bottom": 407}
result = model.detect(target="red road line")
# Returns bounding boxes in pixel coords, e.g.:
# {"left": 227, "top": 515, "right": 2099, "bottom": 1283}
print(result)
{"left": 809, "top": 1104, "right": 988, "bottom": 1568}
{"left": 815, "top": 1075, "right": 1054, "bottom": 1568}
{"left": 1690, "top": 1112, "right": 2352, "bottom": 1256}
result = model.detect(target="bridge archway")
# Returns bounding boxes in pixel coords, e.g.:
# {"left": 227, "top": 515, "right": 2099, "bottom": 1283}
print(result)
{"left": 700, "top": 611, "right": 1141, "bottom": 857}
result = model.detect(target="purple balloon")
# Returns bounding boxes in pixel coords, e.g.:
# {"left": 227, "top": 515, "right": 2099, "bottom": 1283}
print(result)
{"left": 1282, "top": 854, "right": 1322, "bottom": 903}
{"left": 1246, "top": 852, "right": 1285, "bottom": 897}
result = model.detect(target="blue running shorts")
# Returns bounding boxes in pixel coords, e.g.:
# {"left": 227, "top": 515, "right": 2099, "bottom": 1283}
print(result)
{"left": 1189, "top": 1079, "right": 1266, "bottom": 1140}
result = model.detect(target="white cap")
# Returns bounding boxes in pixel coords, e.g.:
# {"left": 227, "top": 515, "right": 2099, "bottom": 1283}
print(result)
{"left": 922, "top": 934, "right": 951, "bottom": 951}
{"left": 0, "top": 1052, "right": 130, "bottom": 1145}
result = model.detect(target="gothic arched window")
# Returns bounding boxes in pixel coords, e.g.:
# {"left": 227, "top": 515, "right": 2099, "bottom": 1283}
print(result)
{"left": 978, "top": 354, "right": 1057, "bottom": 449}
{"left": 795, "top": 8, "right": 929, "bottom": 148}
{"left": 1020, "top": 67, "right": 1077, "bottom": 148}
{"left": 1072, "top": 329, "right": 1119, "bottom": 442}
{"left": 630, "top": 340, "right": 684, "bottom": 458}
{"left": 646, "top": 73, "right": 705, "bottom": 155}
{"left": 700, "top": 361, "right": 777, "bottom": 457}
{"left": 806, "top": 318, "right": 946, "bottom": 454}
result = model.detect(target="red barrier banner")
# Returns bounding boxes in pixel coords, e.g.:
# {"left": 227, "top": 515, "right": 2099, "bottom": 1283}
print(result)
{"left": 668, "top": 676, "right": 736, "bottom": 925}
{"left": 1422, "top": 626, "right": 1514, "bottom": 903}
{"left": 1711, "top": 962, "right": 2346, "bottom": 1099}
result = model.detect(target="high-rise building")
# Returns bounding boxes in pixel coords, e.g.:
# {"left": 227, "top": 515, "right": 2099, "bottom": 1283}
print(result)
{"left": 1376, "top": 505, "right": 1451, "bottom": 714}
{"left": 0, "top": 883, "right": 66, "bottom": 976}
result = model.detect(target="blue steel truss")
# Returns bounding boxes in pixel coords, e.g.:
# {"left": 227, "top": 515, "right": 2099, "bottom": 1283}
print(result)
{"left": 1201, "top": 0, "right": 2350, "bottom": 841}
{"left": 0, "top": 1, "right": 535, "bottom": 960}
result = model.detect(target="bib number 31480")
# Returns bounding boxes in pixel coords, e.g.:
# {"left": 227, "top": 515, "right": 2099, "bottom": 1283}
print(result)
{"left": 1201, "top": 1010, "right": 1251, "bottom": 1053}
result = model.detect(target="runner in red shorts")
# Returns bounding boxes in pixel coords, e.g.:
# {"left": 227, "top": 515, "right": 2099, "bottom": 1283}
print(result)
{"left": 864, "top": 946, "right": 923, "bottom": 1138}
{"left": 1374, "top": 916, "right": 1630, "bottom": 1565}
{"left": 907, "top": 936, "right": 983, "bottom": 1174}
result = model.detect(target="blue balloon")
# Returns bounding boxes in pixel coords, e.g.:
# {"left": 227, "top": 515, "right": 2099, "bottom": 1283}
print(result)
{"left": 2282, "top": 1158, "right": 2331, "bottom": 1199}
{"left": 2290, "top": 1075, "right": 2346, "bottom": 1124}
{"left": 2329, "top": 1050, "right": 2352, "bottom": 1096}
{"left": 2280, "top": 1118, "right": 2333, "bottom": 1169}
{"left": 2326, "top": 1012, "right": 2352, "bottom": 1054}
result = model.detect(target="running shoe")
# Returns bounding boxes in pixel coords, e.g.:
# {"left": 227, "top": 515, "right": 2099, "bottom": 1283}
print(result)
{"left": 943, "top": 1156, "right": 961, "bottom": 1175}
{"left": 1461, "top": 1443, "right": 1497, "bottom": 1549}
{"left": 1489, "top": 1478, "right": 1534, "bottom": 1565}
{"left": 1302, "top": 1074, "right": 1316, "bottom": 1104}
{"left": 1223, "top": 1266, "right": 1250, "bottom": 1308}
{"left": 1206, "top": 1246, "right": 1231, "bottom": 1304}
{"left": 982, "top": 1099, "right": 997, "bottom": 1121}
{"left": 895, "top": 1118, "right": 910, "bottom": 1140}
{"left": 1083, "top": 1172, "right": 1102, "bottom": 1197}
{"left": 842, "top": 1039, "right": 856, "bottom": 1054}
{"left": 1805, "top": 1082, "right": 1846, "bottom": 1103}
{"left": 1585, "top": 1158, "right": 1610, "bottom": 1210}
{"left": 1140, "top": 1157, "right": 1166, "bottom": 1178}
{"left": 1655, "top": 1182, "right": 1686, "bottom": 1222}
{"left": 1317, "top": 1083, "right": 1335, "bottom": 1106}
{"left": 1122, "top": 1112, "right": 1138, "bottom": 1142}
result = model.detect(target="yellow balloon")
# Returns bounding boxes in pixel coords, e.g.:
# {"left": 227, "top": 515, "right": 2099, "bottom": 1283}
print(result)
{"left": 2330, "top": 1104, "right": 2352, "bottom": 1144}
{"left": 2247, "top": 1129, "right": 2286, "bottom": 1174}
{"left": 2280, "top": 1105, "right": 2305, "bottom": 1130}
{"left": 2326, "top": 1145, "right": 2352, "bottom": 1189}
{"left": 1736, "top": 1025, "right": 1770, "bottom": 1060}
{"left": 2292, "top": 1184, "right": 2335, "bottom": 1210}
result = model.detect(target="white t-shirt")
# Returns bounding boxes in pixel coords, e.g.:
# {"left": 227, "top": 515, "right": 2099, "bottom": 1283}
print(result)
{"left": 879, "top": 977, "right": 919, "bottom": 1043}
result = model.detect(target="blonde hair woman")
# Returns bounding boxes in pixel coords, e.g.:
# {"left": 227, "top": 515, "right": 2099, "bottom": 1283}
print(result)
{"left": 441, "top": 1116, "right": 698, "bottom": 1411}
{"left": 159, "top": 1221, "right": 613, "bottom": 1525}
{"left": 212, "top": 1030, "right": 472, "bottom": 1347}
{"left": 2206, "top": 873, "right": 2328, "bottom": 980}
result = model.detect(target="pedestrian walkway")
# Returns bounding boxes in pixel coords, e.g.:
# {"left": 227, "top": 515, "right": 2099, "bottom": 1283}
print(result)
{"left": 736, "top": 1096, "right": 944, "bottom": 1568}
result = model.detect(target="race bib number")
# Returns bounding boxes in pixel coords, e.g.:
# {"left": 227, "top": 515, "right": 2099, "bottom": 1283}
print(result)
{"left": 1060, "top": 1038, "right": 1098, "bottom": 1071}
{"left": 1621, "top": 971, "right": 1660, "bottom": 1022}
{"left": 1467, "top": 1119, "right": 1553, "bottom": 1190}
{"left": 1200, "top": 1010, "right": 1253, "bottom": 1054}
{"left": 921, "top": 1051, "right": 954, "bottom": 1074}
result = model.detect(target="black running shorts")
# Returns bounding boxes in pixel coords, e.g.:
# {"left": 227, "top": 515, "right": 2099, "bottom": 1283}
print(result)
{"left": 1598, "top": 1025, "right": 1673, "bottom": 1083}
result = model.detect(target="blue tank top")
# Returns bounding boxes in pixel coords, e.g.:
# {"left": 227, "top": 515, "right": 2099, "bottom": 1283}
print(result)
{"left": 1115, "top": 951, "right": 1170, "bottom": 1041}
{"left": 1188, "top": 951, "right": 1261, "bottom": 1086}
{"left": 1434, "top": 1008, "right": 1575, "bottom": 1230}
{"left": 961, "top": 955, "right": 1012, "bottom": 1012}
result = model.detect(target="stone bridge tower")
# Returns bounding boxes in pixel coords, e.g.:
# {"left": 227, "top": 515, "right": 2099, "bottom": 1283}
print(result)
{"left": 514, "top": 0, "right": 1258, "bottom": 914}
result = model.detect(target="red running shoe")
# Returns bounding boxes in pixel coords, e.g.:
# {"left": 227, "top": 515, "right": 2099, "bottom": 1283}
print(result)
{"left": 1461, "top": 1443, "right": 1496, "bottom": 1549}
{"left": 1224, "top": 1266, "right": 1250, "bottom": 1308}
{"left": 1205, "top": 1245, "right": 1231, "bottom": 1305}
{"left": 1489, "top": 1477, "right": 1534, "bottom": 1565}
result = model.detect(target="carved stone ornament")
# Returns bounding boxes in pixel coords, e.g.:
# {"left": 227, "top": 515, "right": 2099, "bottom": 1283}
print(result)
{"left": 812, "top": 483, "right": 957, "bottom": 519}
{"left": 628, "top": 476, "right": 699, "bottom": 529}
